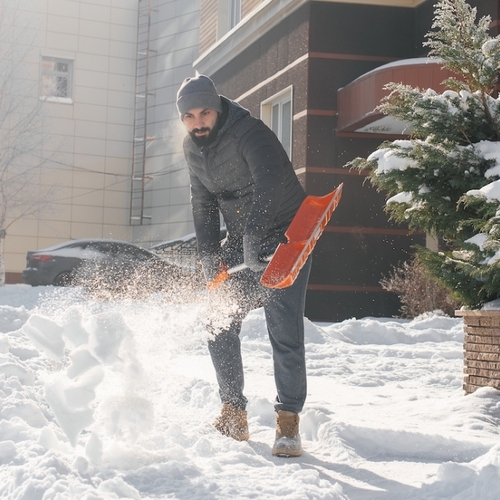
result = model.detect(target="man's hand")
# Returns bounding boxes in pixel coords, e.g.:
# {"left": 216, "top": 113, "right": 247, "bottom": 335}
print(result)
{"left": 200, "top": 254, "right": 223, "bottom": 281}
{"left": 243, "top": 234, "right": 267, "bottom": 272}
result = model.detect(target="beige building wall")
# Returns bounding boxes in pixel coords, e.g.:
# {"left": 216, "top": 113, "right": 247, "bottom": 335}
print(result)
{"left": 132, "top": 0, "right": 201, "bottom": 247}
{"left": 4, "top": 0, "right": 137, "bottom": 278}
{"left": 4, "top": 0, "right": 201, "bottom": 281}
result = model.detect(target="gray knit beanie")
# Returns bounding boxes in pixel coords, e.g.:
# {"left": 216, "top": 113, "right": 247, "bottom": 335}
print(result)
{"left": 176, "top": 75, "right": 222, "bottom": 116}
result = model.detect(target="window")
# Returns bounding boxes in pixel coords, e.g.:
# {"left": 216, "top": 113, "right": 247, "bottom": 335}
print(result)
{"left": 217, "top": 0, "right": 241, "bottom": 37}
{"left": 228, "top": 0, "right": 241, "bottom": 30}
{"left": 41, "top": 56, "right": 73, "bottom": 102}
{"left": 261, "top": 87, "right": 293, "bottom": 160}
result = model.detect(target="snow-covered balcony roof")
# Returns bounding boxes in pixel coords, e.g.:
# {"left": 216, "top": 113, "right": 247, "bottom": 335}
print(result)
{"left": 337, "top": 58, "right": 456, "bottom": 135}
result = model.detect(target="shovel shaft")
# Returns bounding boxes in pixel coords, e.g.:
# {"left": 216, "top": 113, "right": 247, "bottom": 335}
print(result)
{"left": 206, "top": 258, "right": 271, "bottom": 291}
{"left": 206, "top": 264, "right": 247, "bottom": 291}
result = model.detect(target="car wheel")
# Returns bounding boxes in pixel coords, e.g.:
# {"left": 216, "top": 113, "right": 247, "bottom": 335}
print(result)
{"left": 53, "top": 272, "right": 74, "bottom": 287}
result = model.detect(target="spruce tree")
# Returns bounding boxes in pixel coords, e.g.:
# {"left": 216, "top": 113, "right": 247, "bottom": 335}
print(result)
{"left": 349, "top": 0, "right": 500, "bottom": 309}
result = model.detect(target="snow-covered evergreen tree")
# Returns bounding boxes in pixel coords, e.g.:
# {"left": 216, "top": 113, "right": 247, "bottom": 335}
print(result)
{"left": 350, "top": 0, "right": 500, "bottom": 308}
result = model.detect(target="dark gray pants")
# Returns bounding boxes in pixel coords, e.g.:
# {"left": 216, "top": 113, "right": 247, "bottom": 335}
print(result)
{"left": 206, "top": 256, "right": 312, "bottom": 415}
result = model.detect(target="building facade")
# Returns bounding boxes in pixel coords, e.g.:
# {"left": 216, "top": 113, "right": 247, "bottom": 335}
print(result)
{"left": 5, "top": 0, "right": 500, "bottom": 322}
{"left": 3, "top": 0, "right": 139, "bottom": 281}
{"left": 3, "top": 0, "right": 201, "bottom": 282}
{"left": 193, "top": 0, "right": 500, "bottom": 321}
{"left": 129, "top": 0, "right": 201, "bottom": 246}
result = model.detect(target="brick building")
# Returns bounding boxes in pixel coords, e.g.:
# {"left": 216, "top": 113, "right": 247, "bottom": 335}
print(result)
{"left": 193, "top": 0, "right": 500, "bottom": 321}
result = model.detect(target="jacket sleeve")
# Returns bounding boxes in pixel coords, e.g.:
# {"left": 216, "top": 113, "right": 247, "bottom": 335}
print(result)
{"left": 238, "top": 122, "right": 286, "bottom": 240}
{"left": 189, "top": 172, "right": 221, "bottom": 257}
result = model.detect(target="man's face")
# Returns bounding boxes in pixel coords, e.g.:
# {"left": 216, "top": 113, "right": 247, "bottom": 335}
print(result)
{"left": 182, "top": 108, "right": 219, "bottom": 147}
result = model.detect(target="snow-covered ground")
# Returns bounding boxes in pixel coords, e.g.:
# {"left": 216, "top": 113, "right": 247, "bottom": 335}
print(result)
{"left": 0, "top": 283, "right": 499, "bottom": 499}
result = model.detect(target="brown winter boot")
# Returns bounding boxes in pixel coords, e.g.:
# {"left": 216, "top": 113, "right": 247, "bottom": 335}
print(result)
{"left": 272, "top": 410, "right": 301, "bottom": 457}
{"left": 213, "top": 403, "right": 250, "bottom": 441}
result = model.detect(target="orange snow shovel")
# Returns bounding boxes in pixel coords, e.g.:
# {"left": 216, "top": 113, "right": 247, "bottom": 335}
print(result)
{"left": 207, "top": 183, "right": 343, "bottom": 291}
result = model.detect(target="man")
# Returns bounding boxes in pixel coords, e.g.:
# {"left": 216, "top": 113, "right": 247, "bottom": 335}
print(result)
{"left": 177, "top": 74, "right": 312, "bottom": 457}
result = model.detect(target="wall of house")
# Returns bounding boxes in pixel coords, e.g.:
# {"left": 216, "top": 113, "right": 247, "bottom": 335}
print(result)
{"left": 210, "top": 4, "right": 310, "bottom": 175}
{"left": 304, "top": 1, "right": 428, "bottom": 321}
{"left": 305, "top": 0, "right": 500, "bottom": 321}
{"left": 242, "top": 0, "right": 262, "bottom": 18}
{"left": 198, "top": 0, "right": 432, "bottom": 321}
{"left": 4, "top": 0, "right": 139, "bottom": 281}
{"left": 200, "top": 0, "right": 217, "bottom": 54}
{"left": 132, "top": 0, "right": 201, "bottom": 247}
{"left": 199, "top": 0, "right": 264, "bottom": 55}
{"left": 4, "top": 0, "right": 201, "bottom": 282}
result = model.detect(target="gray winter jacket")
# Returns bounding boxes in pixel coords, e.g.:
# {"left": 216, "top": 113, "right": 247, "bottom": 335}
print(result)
{"left": 184, "top": 96, "right": 306, "bottom": 264}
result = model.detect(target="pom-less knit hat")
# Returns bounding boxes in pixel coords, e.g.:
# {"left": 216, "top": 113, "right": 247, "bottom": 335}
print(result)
{"left": 176, "top": 75, "right": 223, "bottom": 116}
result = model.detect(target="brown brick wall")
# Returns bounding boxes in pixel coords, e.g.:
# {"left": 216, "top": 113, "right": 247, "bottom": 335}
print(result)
{"left": 200, "top": 0, "right": 264, "bottom": 55}
{"left": 457, "top": 311, "right": 500, "bottom": 394}
{"left": 200, "top": 0, "right": 217, "bottom": 55}
{"left": 242, "top": 0, "right": 262, "bottom": 19}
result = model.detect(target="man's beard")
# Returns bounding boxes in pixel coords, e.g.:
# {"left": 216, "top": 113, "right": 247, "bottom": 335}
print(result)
{"left": 189, "top": 126, "right": 218, "bottom": 148}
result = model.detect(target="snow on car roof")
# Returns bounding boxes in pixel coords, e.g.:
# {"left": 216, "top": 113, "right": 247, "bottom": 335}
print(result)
{"left": 33, "top": 238, "right": 143, "bottom": 253}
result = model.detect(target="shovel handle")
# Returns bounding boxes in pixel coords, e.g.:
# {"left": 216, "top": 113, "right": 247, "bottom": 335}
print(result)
{"left": 206, "top": 263, "right": 247, "bottom": 290}
{"left": 206, "top": 267, "right": 230, "bottom": 290}
{"left": 206, "top": 255, "right": 272, "bottom": 291}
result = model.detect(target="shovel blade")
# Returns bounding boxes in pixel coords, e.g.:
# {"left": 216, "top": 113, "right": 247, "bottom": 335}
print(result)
{"left": 260, "top": 183, "right": 343, "bottom": 289}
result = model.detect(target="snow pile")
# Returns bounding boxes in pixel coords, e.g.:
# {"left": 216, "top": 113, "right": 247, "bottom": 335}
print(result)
{"left": 0, "top": 284, "right": 500, "bottom": 499}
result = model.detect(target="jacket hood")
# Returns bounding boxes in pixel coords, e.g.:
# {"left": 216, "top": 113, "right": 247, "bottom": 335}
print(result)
{"left": 217, "top": 96, "right": 250, "bottom": 137}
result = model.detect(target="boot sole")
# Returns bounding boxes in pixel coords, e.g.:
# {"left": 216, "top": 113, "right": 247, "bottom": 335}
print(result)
{"left": 272, "top": 449, "right": 301, "bottom": 457}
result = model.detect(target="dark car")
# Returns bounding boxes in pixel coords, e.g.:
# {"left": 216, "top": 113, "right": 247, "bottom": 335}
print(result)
{"left": 22, "top": 239, "right": 191, "bottom": 296}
